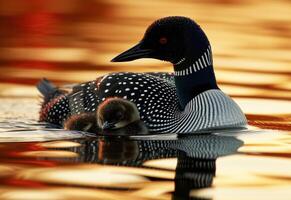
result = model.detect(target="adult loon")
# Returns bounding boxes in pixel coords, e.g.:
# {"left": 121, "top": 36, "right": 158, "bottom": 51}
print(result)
{"left": 38, "top": 16, "right": 247, "bottom": 133}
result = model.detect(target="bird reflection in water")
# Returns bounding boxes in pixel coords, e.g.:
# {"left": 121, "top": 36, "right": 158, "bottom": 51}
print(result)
{"left": 52, "top": 134, "right": 243, "bottom": 199}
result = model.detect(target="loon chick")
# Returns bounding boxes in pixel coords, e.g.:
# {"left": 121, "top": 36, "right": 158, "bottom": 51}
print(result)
{"left": 97, "top": 97, "right": 139, "bottom": 129}
{"left": 38, "top": 16, "right": 247, "bottom": 133}
{"left": 64, "top": 97, "right": 148, "bottom": 135}
{"left": 98, "top": 97, "right": 149, "bottom": 135}
{"left": 64, "top": 112, "right": 98, "bottom": 133}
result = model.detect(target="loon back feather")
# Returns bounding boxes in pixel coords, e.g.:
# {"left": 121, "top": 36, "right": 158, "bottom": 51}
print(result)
{"left": 37, "top": 78, "right": 65, "bottom": 104}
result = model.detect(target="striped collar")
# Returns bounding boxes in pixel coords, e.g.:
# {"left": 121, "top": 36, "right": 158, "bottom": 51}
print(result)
{"left": 174, "top": 46, "right": 213, "bottom": 76}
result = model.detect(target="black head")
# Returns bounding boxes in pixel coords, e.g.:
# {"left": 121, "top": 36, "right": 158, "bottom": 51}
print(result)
{"left": 97, "top": 97, "right": 140, "bottom": 130}
{"left": 111, "top": 16, "right": 210, "bottom": 64}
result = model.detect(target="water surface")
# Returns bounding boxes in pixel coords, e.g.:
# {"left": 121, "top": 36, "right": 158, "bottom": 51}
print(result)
{"left": 0, "top": 0, "right": 290, "bottom": 199}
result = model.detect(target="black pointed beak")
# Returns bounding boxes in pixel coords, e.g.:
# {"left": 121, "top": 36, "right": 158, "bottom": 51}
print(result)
{"left": 102, "top": 121, "right": 116, "bottom": 130}
{"left": 111, "top": 43, "right": 153, "bottom": 62}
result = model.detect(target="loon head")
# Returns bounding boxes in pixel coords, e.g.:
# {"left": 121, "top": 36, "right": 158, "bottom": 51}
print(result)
{"left": 111, "top": 16, "right": 210, "bottom": 65}
{"left": 97, "top": 97, "right": 140, "bottom": 130}
{"left": 112, "top": 16, "right": 216, "bottom": 109}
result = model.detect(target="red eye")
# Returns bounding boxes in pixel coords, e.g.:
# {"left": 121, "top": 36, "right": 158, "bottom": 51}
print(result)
{"left": 159, "top": 37, "right": 167, "bottom": 45}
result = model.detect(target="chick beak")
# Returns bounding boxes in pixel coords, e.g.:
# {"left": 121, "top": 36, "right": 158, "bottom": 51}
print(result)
{"left": 111, "top": 42, "right": 153, "bottom": 62}
{"left": 102, "top": 121, "right": 116, "bottom": 130}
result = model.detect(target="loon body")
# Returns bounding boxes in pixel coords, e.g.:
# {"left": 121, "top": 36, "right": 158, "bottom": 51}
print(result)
{"left": 38, "top": 16, "right": 247, "bottom": 134}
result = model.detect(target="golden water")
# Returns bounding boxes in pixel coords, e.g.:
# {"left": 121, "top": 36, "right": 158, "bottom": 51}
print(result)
{"left": 0, "top": 0, "right": 290, "bottom": 199}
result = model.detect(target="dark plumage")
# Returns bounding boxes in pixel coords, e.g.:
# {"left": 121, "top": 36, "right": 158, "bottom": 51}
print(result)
{"left": 64, "top": 112, "right": 99, "bottom": 133}
{"left": 37, "top": 16, "right": 247, "bottom": 134}
{"left": 62, "top": 97, "right": 148, "bottom": 135}
{"left": 97, "top": 97, "right": 140, "bottom": 130}
{"left": 97, "top": 97, "right": 149, "bottom": 135}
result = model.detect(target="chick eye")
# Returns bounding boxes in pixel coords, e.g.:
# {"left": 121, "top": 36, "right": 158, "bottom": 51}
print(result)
{"left": 159, "top": 37, "right": 168, "bottom": 45}
{"left": 116, "top": 112, "right": 123, "bottom": 119}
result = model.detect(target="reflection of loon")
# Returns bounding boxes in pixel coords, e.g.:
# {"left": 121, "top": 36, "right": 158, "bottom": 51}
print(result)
{"left": 67, "top": 134, "right": 243, "bottom": 199}
{"left": 38, "top": 16, "right": 247, "bottom": 134}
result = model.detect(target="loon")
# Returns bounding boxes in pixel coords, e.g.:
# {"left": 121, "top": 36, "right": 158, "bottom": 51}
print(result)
{"left": 97, "top": 97, "right": 145, "bottom": 129}
{"left": 64, "top": 112, "right": 98, "bottom": 133}
{"left": 61, "top": 97, "right": 148, "bottom": 135}
{"left": 38, "top": 16, "right": 247, "bottom": 134}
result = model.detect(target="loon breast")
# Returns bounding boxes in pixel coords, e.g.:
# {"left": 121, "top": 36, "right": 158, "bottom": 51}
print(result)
{"left": 152, "top": 90, "right": 247, "bottom": 133}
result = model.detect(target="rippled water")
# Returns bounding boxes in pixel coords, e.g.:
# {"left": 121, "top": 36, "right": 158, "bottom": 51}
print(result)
{"left": 0, "top": 0, "right": 290, "bottom": 199}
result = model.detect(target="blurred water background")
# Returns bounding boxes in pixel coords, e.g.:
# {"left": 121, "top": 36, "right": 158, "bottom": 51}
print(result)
{"left": 0, "top": 0, "right": 290, "bottom": 199}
